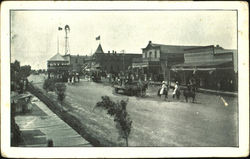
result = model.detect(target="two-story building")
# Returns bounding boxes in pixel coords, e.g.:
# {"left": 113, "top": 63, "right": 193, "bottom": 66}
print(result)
{"left": 63, "top": 54, "right": 91, "bottom": 73}
{"left": 47, "top": 53, "right": 69, "bottom": 80}
{"left": 47, "top": 53, "right": 91, "bottom": 81}
{"left": 132, "top": 41, "right": 201, "bottom": 82}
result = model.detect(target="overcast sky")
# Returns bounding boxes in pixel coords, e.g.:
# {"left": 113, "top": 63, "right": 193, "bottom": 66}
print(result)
{"left": 11, "top": 10, "right": 237, "bottom": 69}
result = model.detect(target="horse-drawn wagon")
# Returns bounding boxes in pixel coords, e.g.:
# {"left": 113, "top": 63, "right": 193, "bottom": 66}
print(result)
{"left": 113, "top": 81, "right": 148, "bottom": 97}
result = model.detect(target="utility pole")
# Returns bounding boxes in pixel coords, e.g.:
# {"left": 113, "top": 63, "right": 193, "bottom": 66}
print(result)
{"left": 121, "top": 50, "right": 125, "bottom": 72}
{"left": 57, "top": 34, "right": 59, "bottom": 54}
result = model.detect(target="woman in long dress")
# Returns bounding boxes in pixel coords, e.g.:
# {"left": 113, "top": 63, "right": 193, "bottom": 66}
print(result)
{"left": 159, "top": 81, "right": 168, "bottom": 100}
{"left": 172, "top": 81, "right": 180, "bottom": 99}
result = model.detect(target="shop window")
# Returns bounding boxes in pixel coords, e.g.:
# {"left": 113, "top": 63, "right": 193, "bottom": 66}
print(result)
{"left": 149, "top": 52, "right": 152, "bottom": 58}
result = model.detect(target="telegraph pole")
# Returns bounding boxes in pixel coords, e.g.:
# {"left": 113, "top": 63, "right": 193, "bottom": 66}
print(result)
{"left": 122, "top": 50, "right": 125, "bottom": 72}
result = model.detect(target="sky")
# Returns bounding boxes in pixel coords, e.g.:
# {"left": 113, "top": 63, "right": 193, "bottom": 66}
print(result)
{"left": 11, "top": 10, "right": 237, "bottom": 69}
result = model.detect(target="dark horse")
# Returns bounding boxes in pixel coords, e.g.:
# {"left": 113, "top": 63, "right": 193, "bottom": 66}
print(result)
{"left": 183, "top": 85, "right": 196, "bottom": 102}
{"left": 174, "top": 89, "right": 181, "bottom": 100}
{"left": 157, "top": 86, "right": 169, "bottom": 100}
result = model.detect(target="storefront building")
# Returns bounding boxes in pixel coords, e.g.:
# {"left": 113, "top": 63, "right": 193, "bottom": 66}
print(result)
{"left": 132, "top": 41, "right": 201, "bottom": 83}
{"left": 171, "top": 45, "right": 237, "bottom": 92}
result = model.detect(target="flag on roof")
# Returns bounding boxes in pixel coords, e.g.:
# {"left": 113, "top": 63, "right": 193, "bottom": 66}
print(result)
{"left": 96, "top": 35, "right": 100, "bottom": 41}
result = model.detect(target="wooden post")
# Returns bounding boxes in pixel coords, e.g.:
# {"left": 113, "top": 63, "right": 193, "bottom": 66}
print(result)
{"left": 168, "top": 67, "right": 171, "bottom": 86}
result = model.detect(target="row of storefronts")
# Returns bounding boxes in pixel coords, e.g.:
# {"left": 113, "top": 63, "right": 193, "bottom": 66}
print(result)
{"left": 132, "top": 42, "right": 237, "bottom": 91}
{"left": 47, "top": 41, "right": 237, "bottom": 92}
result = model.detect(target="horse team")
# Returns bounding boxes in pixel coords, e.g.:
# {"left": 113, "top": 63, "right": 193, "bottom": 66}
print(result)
{"left": 158, "top": 81, "right": 196, "bottom": 103}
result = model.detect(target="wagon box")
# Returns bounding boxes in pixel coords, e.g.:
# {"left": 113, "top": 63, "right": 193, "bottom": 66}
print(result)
{"left": 113, "top": 81, "right": 148, "bottom": 97}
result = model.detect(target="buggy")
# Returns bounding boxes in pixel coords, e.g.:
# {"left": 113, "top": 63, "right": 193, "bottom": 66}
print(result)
{"left": 113, "top": 81, "right": 148, "bottom": 97}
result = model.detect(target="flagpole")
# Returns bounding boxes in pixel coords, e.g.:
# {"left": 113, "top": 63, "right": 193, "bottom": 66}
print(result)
{"left": 57, "top": 30, "right": 59, "bottom": 54}
{"left": 57, "top": 27, "right": 62, "bottom": 54}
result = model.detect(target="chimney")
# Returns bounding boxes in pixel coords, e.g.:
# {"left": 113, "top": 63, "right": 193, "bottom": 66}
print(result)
{"left": 149, "top": 40, "right": 152, "bottom": 44}
{"left": 112, "top": 50, "right": 114, "bottom": 53}
{"left": 108, "top": 51, "right": 110, "bottom": 53}
{"left": 115, "top": 51, "right": 117, "bottom": 54}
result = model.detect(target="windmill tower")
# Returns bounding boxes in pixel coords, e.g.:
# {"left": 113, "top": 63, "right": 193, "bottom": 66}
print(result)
{"left": 64, "top": 25, "right": 70, "bottom": 55}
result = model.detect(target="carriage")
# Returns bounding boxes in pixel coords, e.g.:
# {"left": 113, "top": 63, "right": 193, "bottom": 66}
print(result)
{"left": 113, "top": 81, "right": 148, "bottom": 97}
{"left": 91, "top": 72, "right": 101, "bottom": 82}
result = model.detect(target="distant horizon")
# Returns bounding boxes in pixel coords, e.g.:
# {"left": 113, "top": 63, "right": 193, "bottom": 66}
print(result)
{"left": 11, "top": 10, "right": 237, "bottom": 69}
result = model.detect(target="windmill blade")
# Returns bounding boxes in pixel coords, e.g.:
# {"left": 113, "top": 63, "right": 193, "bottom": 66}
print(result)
{"left": 65, "top": 25, "right": 70, "bottom": 31}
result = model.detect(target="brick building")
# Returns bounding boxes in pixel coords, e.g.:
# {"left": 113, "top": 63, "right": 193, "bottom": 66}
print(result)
{"left": 63, "top": 54, "right": 90, "bottom": 73}
{"left": 90, "top": 44, "right": 141, "bottom": 75}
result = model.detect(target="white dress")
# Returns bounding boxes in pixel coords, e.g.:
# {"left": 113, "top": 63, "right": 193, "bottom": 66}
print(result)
{"left": 160, "top": 84, "right": 167, "bottom": 95}
{"left": 173, "top": 84, "right": 178, "bottom": 95}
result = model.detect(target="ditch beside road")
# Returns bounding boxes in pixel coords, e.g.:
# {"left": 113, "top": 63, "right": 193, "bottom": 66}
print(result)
{"left": 28, "top": 74, "right": 238, "bottom": 147}
{"left": 15, "top": 95, "right": 92, "bottom": 147}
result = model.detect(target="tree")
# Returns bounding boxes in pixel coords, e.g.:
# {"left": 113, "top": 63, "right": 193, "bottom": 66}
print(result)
{"left": 20, "top": 65, "right": 31, "bottom": 78}
{"left": 95, "top": 96, "right": 132, "bottom": 146}
{"left": 43, "top": 79, "right": 56, "bottom": 92}
{"left": 11, "top": 61, "right": 20, "bottom": 91}
{"left": 11, "top": 60, "right": 31, "bottom": 92}
{"left": 55, "top": 83, "right": 66, "bottom": 105}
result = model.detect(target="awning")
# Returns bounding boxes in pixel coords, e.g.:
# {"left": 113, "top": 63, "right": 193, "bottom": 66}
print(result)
{"left": 92, "top": 63, "right": 101, "bottom": 68}
{"left": 171, "top": 61, "right": 232, "bottom": 71}
{"left": 171, "top": 68, "right": 216, "bottom": 71}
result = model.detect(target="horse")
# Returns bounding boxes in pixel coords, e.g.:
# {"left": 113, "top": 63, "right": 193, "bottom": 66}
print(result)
{"left": 158, "top": 86, "right": 169, "bottom": 100}
{"left": 183, "top": 85, "right": 196, "bottom": 103}
{"left": 136, "top": 81, "right": 149, "bottom": 96}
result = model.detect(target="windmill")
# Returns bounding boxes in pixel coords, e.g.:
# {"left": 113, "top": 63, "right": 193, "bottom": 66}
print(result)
{"left": 64, "top": 25, "right": 70, "bottom": 55}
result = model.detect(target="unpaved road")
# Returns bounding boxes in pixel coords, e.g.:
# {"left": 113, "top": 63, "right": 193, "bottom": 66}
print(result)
{"left": 29, "top": 75, "right": 238, "bottom": 147}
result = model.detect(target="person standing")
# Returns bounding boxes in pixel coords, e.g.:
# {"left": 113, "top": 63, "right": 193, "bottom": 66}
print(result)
{"left": 173, "top": 81, "right": 180, "bottom": 99}
{"left": 76, "top": 72, "right": 80, "bottom": 82}
{"left": 160, "top": 81, "right": 168, "bottom": 100}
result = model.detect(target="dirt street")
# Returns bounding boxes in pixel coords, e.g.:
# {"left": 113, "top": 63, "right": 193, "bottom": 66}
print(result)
{"left": 28, "top": 75, "right": 238, "bottom": 147}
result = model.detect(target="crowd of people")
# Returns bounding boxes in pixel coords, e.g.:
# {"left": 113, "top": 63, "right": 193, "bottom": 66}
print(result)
{"left": 67, "top": 72, "right": 80, "bottom": 84}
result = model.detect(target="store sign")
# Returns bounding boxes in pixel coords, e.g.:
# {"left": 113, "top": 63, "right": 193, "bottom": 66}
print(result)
{"left": 132, "top": 62, "right": 148, "bottom": 68}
